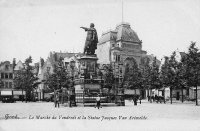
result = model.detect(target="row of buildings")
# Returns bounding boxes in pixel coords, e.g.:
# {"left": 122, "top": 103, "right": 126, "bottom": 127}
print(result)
{"left": 0, "top": 22, "right": 199, "bottom": 101}
{"left": 0, "top": 59, "right": 38, "bottom": 100}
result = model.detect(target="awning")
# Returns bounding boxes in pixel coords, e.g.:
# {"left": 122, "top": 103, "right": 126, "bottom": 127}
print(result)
{"left": 13, "top": 91, "right": 23, "bottom": 95}
{"left": 1, "top": 91, "right": 12, "bottom": 96}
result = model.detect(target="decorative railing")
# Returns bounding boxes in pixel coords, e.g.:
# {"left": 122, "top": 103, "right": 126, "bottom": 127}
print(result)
{"left": 74, "top": 79, "right": 104, "bottom": 84}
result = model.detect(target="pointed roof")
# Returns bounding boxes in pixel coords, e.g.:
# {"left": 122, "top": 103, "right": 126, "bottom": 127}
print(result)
{"left": 14, "top": 60, "right": 24, "bottom": 71}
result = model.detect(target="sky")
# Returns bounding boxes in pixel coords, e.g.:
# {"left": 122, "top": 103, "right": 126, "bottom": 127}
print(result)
{"left": 0, "top": 0, "right": 200, "bottom": 63}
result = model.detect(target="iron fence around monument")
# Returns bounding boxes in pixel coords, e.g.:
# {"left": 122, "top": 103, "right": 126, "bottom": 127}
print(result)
{"left": 75, "top": 93, "right": 125, "bottom": 106}
{"left": 74, "top": 78, "right": 104, "bottom": 85}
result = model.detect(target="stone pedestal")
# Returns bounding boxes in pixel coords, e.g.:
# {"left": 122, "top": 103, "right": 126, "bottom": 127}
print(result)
{"left": 78, "top": 54, "right": 98, "bottom": 79}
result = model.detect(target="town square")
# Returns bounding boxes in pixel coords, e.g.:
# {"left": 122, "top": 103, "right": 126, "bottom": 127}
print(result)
{"left": 0, "top": 101, "right": 200, "bottom": 131}
{"left": 0, "top": 0, "right": 200, "bottom": 131}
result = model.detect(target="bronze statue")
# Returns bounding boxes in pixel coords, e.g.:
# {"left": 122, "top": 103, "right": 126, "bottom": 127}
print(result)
{"left": 81, "top": 23, "right": 98, "bottom": 55}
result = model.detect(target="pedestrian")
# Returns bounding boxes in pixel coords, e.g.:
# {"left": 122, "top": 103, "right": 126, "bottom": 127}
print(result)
{"left": 139, "top": 96, "right": 142, "bottom": 104}
{"left": 55, "top": 93, "right": 60, "bottom": 108}
{"left": 155, "top": 95, "right": 158, "bottom": 103}
{"left": 133, "top": 96, "right": 137, "bottom": 106}
{"left": 69, "top": 95, "right": 72, "bottom": 107}
{"left": 132, "top": 96, "right": 135, "bottom": 103}
{"left": 96, "top": 94, "right": 101, "bottom": 109}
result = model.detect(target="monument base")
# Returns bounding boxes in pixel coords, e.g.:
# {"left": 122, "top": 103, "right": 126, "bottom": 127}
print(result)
{"left": 79, "top": 54, "right": 98, "bottom": 79}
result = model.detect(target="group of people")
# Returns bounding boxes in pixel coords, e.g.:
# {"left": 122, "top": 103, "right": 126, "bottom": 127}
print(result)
{"left": 155, "top": 95, "right": 165, "bottom": 103}
{"left": 54, "top": 93, "right": 75, "bottom": 108}
{"left": 147, "top": 95, "right": 164, "bottom": 103}
{"left": 132, "top": 95, "right": 142, "bottom": 105}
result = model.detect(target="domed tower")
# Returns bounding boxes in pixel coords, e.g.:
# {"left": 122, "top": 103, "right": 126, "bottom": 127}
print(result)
{"left": 96, "top": 22, "right": 147, "bottom": 83}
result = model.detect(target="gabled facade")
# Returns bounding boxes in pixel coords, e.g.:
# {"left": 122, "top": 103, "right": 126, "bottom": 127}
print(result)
{"left": 37, "top": 52, "right": 83, "bottom": 100}
{"left": 0, "top": 61, "right": 14, "bottom": 89}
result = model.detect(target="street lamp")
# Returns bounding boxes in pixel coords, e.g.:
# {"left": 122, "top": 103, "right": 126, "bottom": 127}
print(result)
{"left": 23, "top": 65, "right": 28, "bottom": 103}
{"left": 70, "top": 59, "right": 76, "bottom": 106}
{"left": 82, "top": 65, "right": 87, "bottom": 105}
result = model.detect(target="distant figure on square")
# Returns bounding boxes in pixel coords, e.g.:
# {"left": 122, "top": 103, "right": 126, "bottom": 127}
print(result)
{"left": 55, "top": 93, "right": 60, "bottom": 108}
{"left": 80, "top": 23, "right": 98, "bottom": 55}
{"left": 96, "top": 94, "right": 101, "bottom": 109}
{"left": 139, "top": 95, "right": 142, "bottom": 104}
{"left": 133, "top": 96, "right": 138, "bottom": 106}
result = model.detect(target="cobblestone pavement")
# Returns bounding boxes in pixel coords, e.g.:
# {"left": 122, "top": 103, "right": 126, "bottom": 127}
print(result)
{"left": 0, "top": 100, "right": 200, "bottom": 131}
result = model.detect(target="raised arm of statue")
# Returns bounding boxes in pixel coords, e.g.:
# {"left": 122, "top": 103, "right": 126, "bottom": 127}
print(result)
{"left": 80, "top": 27, "right": 89, "bottom": 31}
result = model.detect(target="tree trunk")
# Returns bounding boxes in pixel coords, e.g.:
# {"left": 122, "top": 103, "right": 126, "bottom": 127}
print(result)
{"left": 170, "top": 87, "right": 172, "bottom": 104}
{"left": 25, "top": 87, "right": 27, "bottom": 103}
{"left": 61, "top": 92, "right": 64, "bottom": 104}
{"left": 196, "top": 85, "right": 198, "bottom": 106}
{"left": 147, "top": 88, "right": 150, "bottom": 101}
{"left": 163, "top": 88, "right": 166, "bottom": 104}
{"left": 22, "top": 89, "right": 24, "bottom": 102}
{"left": 150, "top": 89, "right": 152, "bottom": 103}
{"left": 181, "top": 86, "right": 184, "bottom": 103}
{"left": 54, "top": 89, "right": 56, "bottom": 106}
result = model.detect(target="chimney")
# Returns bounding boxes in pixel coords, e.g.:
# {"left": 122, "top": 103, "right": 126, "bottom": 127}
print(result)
{"left": 13, "top": 58, "right": 16, "bottom": 69}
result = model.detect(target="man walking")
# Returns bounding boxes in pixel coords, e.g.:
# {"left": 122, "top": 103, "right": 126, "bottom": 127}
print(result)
{"left": 55, "top": 93, "right": 60, "bottom": 108}
{"left": 96, "top": 94, "right": 101, "bottom": 109}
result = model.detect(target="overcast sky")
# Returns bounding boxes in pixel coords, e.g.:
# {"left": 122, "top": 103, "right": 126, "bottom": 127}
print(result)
{"left": 0, "top": 0, "right": 200, "bottom": 63}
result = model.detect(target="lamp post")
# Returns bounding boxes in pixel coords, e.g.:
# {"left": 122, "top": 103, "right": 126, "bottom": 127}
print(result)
{"left": 56, "top": 61, "right": 62, "bottom": 104}
{"left": 82, "top": 66, "right": 87, "bottom": 105}
{"left": 23, "top": 65, "right": 28, "bottom": 103}
{"left": 70, "top": 59, "right": 76, "bottom": 107}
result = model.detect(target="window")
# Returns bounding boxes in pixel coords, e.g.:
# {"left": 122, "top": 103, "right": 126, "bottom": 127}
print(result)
{"left": 1, "top": 73, "right": 4, "bottom": 79}
{"left": 9, "top": 82, "right": 12, "bottom": 88}
{"left": 9, "top": 73, "right": 13, "bottom": 79}
{"left": 5, "top": 65, "right": 9, "bottom": 70}
{"left": 115, "top": 55, "right": 121, "bottom": 62}
{"left": 5, "top": 73, "right": 8, "bottom": 79}
{"left": 5, "top": 82, "right": 8, "bottom": 88}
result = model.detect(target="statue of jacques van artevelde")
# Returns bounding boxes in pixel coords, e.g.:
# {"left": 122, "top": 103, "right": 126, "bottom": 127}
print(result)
{"left": 81, "top": 23, "right": 98, "bottom": 55}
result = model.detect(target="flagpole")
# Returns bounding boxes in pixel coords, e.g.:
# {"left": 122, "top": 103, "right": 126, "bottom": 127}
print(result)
{"left": 122, "top": 0, "right": 124, "bottom": 23}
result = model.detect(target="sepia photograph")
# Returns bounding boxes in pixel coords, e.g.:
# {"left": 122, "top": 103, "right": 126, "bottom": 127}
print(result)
{"left": 0, "top": 0, "right": 200, "bottom": 130}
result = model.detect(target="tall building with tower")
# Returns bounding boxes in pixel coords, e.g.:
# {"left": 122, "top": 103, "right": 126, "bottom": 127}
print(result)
{"left": 96, "top": 22, "right": 147, "bottom": 80}
{"left": 96, "top": 22, "right": 161, "bottom": 98}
